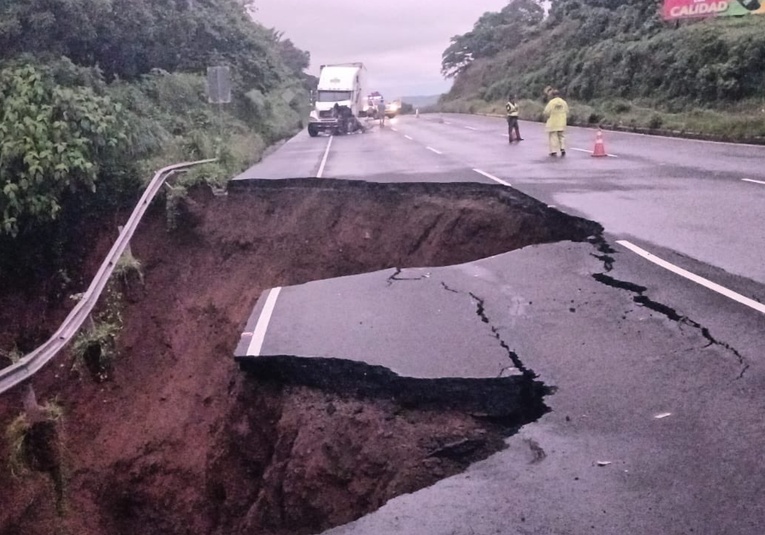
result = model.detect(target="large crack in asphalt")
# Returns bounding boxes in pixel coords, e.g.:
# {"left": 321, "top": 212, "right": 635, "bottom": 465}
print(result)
{"left": 588, "top": 237, "right": 750, "bottom": 379}
{"left": 467, "top": 291, "right": 538, "bottom": 382}
{"left": 386, "top": 267, "right": 431, "bottom": 286}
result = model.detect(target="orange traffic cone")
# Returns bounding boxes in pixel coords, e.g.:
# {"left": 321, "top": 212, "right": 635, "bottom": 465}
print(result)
{"left": 592, "top": 129, "right": 607, "bottom": 157}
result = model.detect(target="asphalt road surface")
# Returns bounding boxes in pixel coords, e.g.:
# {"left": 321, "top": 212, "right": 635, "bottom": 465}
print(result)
{"left": 236, "top": 115, "right": 765, "bottom": 535}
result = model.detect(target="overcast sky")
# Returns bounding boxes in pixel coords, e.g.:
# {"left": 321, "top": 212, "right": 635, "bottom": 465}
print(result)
{"left": 251, "top": 0, "right": 511, "bottom": 97}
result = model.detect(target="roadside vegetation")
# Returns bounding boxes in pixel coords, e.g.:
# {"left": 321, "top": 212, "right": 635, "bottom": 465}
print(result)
{"left": 438, "top": 0, "right": 765, "bottom": 141}
{"left": 0, "top": 0, "right": 314, "bottom": 369}
{"left": 0, "top": 0, "right": 314, "bottom": 276}
{"left": 6, "top": 396, "right": 66, "bottom": 516}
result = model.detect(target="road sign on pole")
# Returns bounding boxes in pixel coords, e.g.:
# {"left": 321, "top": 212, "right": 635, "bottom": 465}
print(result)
{"left": 207, "top": 66, "right": 232, "bottom": 104}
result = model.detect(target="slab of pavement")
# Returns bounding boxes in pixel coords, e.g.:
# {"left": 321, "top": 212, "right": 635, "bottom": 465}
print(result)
{"left": 236, "top": 237, "right": 764, "bottom": 534}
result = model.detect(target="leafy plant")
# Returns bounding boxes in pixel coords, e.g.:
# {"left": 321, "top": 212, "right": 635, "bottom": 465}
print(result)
{"left": 71, "top": 279, "right": 124, "bottom": 381}
{"left": 0, "top": 64, "right": 128, "bottom": 236}
{"left": 71, "top": 319, "right": 121, "bottom": 382}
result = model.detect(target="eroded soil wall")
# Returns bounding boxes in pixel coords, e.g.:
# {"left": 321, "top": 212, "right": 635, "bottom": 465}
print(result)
{"left": 0, "top": 179, "right": 600, "bottom": 535}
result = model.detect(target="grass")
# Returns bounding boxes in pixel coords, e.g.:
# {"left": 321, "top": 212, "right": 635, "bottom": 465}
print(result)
{"left": 71, "top": 320, "right": 121, "bottom": 381}
{"left": 114, "top": 250, "right": 143, "bottom": 284}
{"left": 435, "top": 97, "right": 765, "bottom": 143}
{"left": 0, "top": 346, "right": 23, "bottom": 366}
{"left": 6, "top": 401, "right": 64, "bottom": 477}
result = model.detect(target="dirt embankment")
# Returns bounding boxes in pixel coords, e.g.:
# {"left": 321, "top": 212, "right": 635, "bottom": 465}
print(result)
{"left": 0, "top": 179, "right": 600, "bottom": 535}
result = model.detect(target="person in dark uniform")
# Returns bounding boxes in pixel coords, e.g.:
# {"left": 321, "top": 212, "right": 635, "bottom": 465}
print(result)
{"left": 506, "top": 95, "right": 523, "bottom": 142}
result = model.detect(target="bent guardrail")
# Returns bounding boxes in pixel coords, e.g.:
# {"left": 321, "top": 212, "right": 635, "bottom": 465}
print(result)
{"left": 0, "top": 158, "right": 216, "bottom": 395}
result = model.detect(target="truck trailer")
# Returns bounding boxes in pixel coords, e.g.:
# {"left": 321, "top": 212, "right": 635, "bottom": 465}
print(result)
{"left": 308, "top": 63, "right": 368, "bottom": 137}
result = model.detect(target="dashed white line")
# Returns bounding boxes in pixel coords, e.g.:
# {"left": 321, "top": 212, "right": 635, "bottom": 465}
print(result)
{"left": 246, "top": 287, "right": 283, "bottom": 356}
{"left": 617, "top": 240, "right": 765, "bottom": 315}
{"left": 464, "top": 126, "right": 479, "bottom": 131}
{"left": 473, "top": 168, "right": 511, "bottom": 187}
{"left": 742, "top": 178, "right": 765, "bottom": 186}
{"left": 444, "top": 121, "right": 452, "bottom": 125}
{"left": 404, "top": 135, "right": 413, "bottom": 140}
{"left": 316, "top": 136, "right": 333, "bottom": 178}
{"left": 426, "top": 147, "right": 443, "bottom": 155}
{"left": 390, "top": 127, "right": 398, "bottom": 132}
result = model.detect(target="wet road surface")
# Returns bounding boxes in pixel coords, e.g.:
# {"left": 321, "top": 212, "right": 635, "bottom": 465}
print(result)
{"left": 236, "top": 116, "right": 765, "bottom": 535}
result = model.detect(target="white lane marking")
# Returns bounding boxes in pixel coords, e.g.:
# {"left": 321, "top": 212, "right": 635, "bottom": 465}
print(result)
{"left": 390, "top": 127, "right": 398, "bottom": 132}
{"left": 473, "top": 168, "right": 511, "bottom": 187}
{"left": 742, "top": 178, "right": 765, "bottom": 185}
{"left": 404, "top": 135, "right": 413, "bottom": 140}
{"left": 617, "top": 240, "right": 765, "bottom": 315}
{"left": 464, "top": 126, "right": 479, "bottom": 131}
{"left": 570, "top": 147, "right": 619, "bottom": 158}
{"left": 316, "top": 136, "right": 333, "bottom": 178}
{"left": 246, "top": 287, "right": 283, "bottom": 356}
{"left": 444, "top": 121, "right": 452, "bottom": 125}
{"left": 426, "top": 147, "right": 443, "bottom": 155}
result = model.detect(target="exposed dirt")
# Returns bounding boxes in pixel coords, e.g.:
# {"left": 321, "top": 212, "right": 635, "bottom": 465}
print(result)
{"left": 0, "top": 179, "right": 600, "bottom": 535}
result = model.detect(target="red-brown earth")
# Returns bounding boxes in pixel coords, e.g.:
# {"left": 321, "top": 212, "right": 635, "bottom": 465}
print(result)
{"left": 0, "top": 179, "right": 600, "bottom": 535}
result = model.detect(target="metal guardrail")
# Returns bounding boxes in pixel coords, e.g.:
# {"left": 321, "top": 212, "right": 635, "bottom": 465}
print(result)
{"left": 0, "top": 158, "right": 216, "bottom": 395}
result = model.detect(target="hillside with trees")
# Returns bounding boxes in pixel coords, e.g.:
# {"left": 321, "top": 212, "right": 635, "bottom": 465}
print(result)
{"left": 440, "top": 0, "right": 765, "bottom": 138}
{"left": 0, "top": 0, "right": 312, "bottom": 282}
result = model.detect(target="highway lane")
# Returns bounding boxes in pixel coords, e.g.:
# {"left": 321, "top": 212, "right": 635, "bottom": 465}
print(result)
{"left": 388, "top": 113, "right": 765, "bottom": 286}
{"left": 234, "top": 128, "right": 333, "bottom": 179}
{"left": 320, "top": 235, "right": 765, "bottom": 535}
{"left": 238, "top": 119, "right": 504, "bottom": 185}
{"left": 234, "top": 118, "right": 765, "bottom": 534}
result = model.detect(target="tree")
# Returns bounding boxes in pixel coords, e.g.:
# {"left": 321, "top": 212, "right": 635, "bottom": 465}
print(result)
{"left": 441, "top": 0, "right": 545, "bottom": 78}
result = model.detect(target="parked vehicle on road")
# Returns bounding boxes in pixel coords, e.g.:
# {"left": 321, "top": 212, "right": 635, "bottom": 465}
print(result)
{"left": 308, "top": 63, "right": 368, "bottom": 137}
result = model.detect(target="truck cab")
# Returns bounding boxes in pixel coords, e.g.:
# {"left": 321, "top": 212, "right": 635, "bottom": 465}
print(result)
{"left": 308, "top": 63, "right": 368, "bottom": 137}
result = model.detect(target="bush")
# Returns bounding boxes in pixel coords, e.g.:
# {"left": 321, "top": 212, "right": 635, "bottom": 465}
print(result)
{"left": 648, "top": 113, "right": 664, "bottom": 130}
{"left": 6, "top": 401, "right": 64, "bottom": 477}
{"left": 0, "top": 63, "right": 131, "bottom": 237}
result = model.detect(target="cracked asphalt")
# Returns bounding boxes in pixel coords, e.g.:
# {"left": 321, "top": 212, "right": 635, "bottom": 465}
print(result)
{"left": 236, "top": 115, "right": 765, "bottom": 534}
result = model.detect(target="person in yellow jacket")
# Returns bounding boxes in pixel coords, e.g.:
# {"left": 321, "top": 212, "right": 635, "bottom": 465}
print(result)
{"left": 505, "top": 95, "right": 523, "bottom": 143}
{"left": 544, "top": 89, "right": 569, "bottom": 157}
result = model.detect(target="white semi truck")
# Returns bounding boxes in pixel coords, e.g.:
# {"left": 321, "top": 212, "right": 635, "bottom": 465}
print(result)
{"left": 308, "top": 63, "right": 368, "bottom": 137}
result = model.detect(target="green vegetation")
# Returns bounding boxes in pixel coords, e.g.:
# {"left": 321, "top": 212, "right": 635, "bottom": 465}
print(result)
{"left": 438, "top": 96, "right": 765, "bottom": 140}
{"left": 6, "top": 398, "right": 67, "bottom": 516}
{"left": 440, "top": 0, "right": 765, "bottom": 140}
{"left": 114, "top": 250, "right": 144, "bottom": 285}
{"left": 71, "top": 277, "right": 125, "bottom": 381}
{"left": 0, "top": 0, "right": 313, "bottom": 283}
{"left": 6, "top": 400, "right": 64, "bottom": 477}
{"left": 0, "top": 345, "right": 23, "bottom": 365}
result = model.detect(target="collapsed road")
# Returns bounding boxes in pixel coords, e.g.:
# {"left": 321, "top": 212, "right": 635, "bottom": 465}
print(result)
{"left": 0, "top": 114, "right": 764, "bottom": 535}
{"left": 0, "top": 178, "right": 595, "bottom": 534}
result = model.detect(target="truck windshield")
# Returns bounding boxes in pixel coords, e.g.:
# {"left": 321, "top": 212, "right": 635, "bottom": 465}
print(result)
{"left": 317, "top": 91, "right": 353, "bottom": 102}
